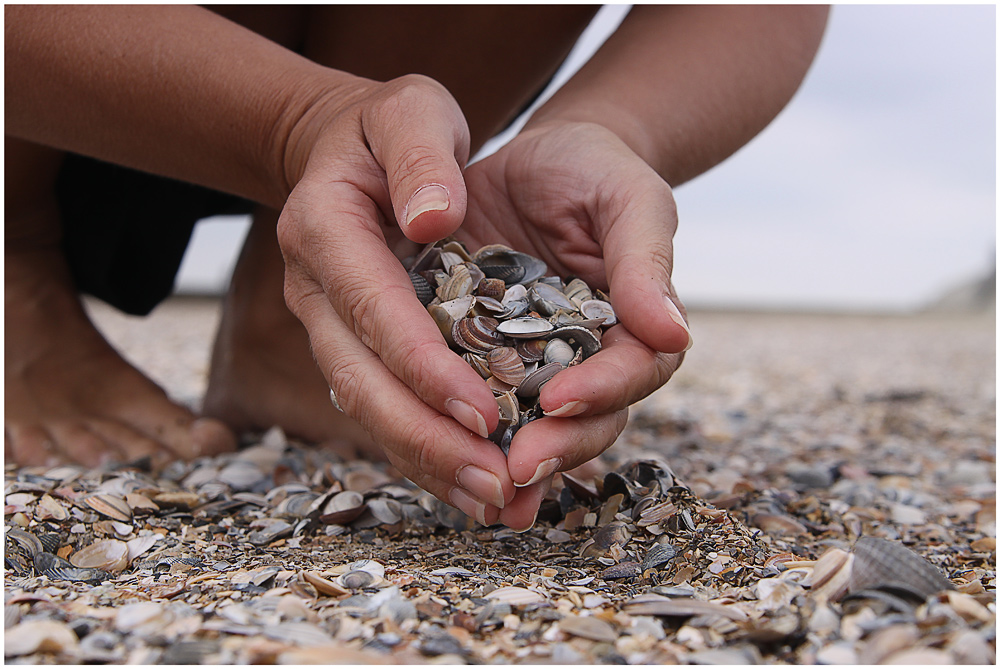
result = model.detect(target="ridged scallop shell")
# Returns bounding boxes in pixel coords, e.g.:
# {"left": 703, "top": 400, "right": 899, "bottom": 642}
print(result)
{"left": 408, "top": 271, "right": 435, "bottom": 306}
{"left": 486, "top": 347, "right": 526, "bottom": 386}
{"left": 453, "top": 316, "right": 505, "bottom": 354}
{"left": 849, "top": 536, "right": 953, "bottom": 599}
{"left": 642, "top": 541, "right": 678, "bottom": 571}
{"left": 34, "top": 552, "right": 108, "bottom": 583}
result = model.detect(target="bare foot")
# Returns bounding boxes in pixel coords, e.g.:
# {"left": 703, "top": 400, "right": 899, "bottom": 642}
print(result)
{"left": 203, "top": 208, "right": 384, "bottom": 461}
{"left": 4, "top": 244, "right": 236, "bottom": 469}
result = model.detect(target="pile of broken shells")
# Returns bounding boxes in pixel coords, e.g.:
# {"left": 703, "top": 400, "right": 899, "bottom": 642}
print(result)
{"left": 407, "top": 240, "right": 616, "bottom": 453}
{"left": 5, "top": 427, "right": 993, "bottom": 664}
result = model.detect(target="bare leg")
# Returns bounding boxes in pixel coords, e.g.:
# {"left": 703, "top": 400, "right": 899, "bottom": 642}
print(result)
{"left": 203, "top": 206, "right": 381, "bottom": 459}
{"left": 4, "top": 137, "right": 236, "bottom": 468}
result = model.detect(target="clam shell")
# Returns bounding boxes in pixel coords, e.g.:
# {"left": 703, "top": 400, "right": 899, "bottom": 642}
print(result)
{"left": 70, "top": 539, "right": 130, "bottom": 573}
{"left": 462, "top": 352, "right": 492, "bottom": 379}
{"left": 452, "top": 316, "right": 505, "bottom": 354}
{"left": 529, "top": 282, "right": 575, "bottom": 316}
{"left": 563, "top": 277, "right": 593, "bottom": 306}
{"left": 472, "top": 245, "right": 547, "bottom": 285}
{"left": 495, "top": 391, "right": 520, "bottom": 425}
{"left": 849, "top": 536, "right": 953, "bottom": 599}
{"left": 580, "top": 299, "right": 616, "bottom": 326}
{"left": 516, "top": 362, "right": 562, "bottom": 398}
{"left": 496, "top": 316, "right": 554, "bottom": 338}
{"left": 83, "top": 494, "right": 132, "bottom": 522}
{"left": 546, "top": 325, "right": 601, "bottom": 358}
{"left": 623, "top": 594, "right": 748, "bottom": 621}
{"left": 583, "top": 520, "right": 631, "bottom": 557}
{"left": 436, "top": 263, "right": 475, "bottom": 301}
{"left": 302, "top": 570, "right": 350, "bottom": 597}
{"left": 485, "top": 586, "right": 546, "bottom": 605}
{"left": 543, "top": 338, "right": 575, "bottom": 368}
{"left": 338, "top": 570, "right": 378, "bottom": 590}
{"left": 486, "top": 347, "right": 526, "bottom": 386}
{"left": 514, "top": 338, "right": 547, "bottom": 363}
{"left": 319, "top": 490, "right": 366, "bottom": 525}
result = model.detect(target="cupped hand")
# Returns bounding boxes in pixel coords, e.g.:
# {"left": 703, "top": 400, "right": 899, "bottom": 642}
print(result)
{"left": 459, "top": 121, "right": 692, "bottom": 530}
{"left": 277, "top": 74, "right": 515, "bottom": 525}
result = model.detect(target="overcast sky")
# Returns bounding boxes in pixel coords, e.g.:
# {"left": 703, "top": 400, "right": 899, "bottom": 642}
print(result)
{"left": 177, "top": 4, "right": 996, "bottom": 312}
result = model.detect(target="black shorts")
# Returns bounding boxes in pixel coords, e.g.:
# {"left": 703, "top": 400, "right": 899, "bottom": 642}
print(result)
{"left": 55, "top": 153, "right": 253, "bottom": 316}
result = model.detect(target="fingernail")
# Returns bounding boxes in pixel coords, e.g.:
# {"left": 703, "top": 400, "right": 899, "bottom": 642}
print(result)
{"left": 404, "top": 183, "right": 449, "bottom": 227}
{"left": 458, "top": 465, "right": 506, "bottom": 508}
{"left": 446, "top": 398, "right": 489, "bottom": 439}
{"left": 513, "top": 509, "right": 539, "bottom": 533}
{"left": 664, "top": 296, "right": 693, "bottom": 352}
{"left": 450, "top": 487, "right": 488, "bottom": 526}
{"left": 543, "top": 400, "right": 589, "bottom": 418}
{"left": 515, "top": 457, "right": 562, "bottom": 488}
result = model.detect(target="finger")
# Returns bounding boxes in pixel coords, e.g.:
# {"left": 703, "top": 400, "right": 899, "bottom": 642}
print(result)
{"left": 599, "top": 168, "right": 692, "bottom": 354}
{"left": 497, "top": 475, "right": 553, "bottom": 532}
{"left": 279, "top": 186, "right": 500, "bottom": 439}
{"left": 363, "top": 74, "right": 470, "bottom": 244}
{"left": 538, "top": 325, "right": 684, "bottom": 418}
{"left": 295, "top": 285, "right": 515, "bottom": 518}
{"left": 505, "top": 410, "right": 630, "bottom": 488}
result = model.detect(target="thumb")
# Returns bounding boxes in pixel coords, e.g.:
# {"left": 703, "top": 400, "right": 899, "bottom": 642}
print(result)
{"left": 601, "top": 178, "right": 693, "bottom": 355}
{"left": 363, "top": 75, "right": 470, "bottom": 244}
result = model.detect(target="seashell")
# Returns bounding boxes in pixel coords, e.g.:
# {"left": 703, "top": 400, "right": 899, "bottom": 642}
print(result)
{"left": 70, "top": 539, "right": 130, "bottom": 573}
{"left": 514, "top": 338, "right": 547, "bottom": 363}
{"left": 496, "top": 316, "right": 554, "bottom": 338}
{"left": 436, "top": 263, "right": 475, "bottom": 301}
{"left": 543, "top": 338, "right": 576, "bottom": 368}
{"left": 247, "top": 520, "right": 293, "bottom": 546}
{"left": 462, "top": 352, "right": 492, "bottom": 379}
{"left": 498, "top": 423, "right": 518, "bottom": 456}
{"left": 601, "top": 561, "right": 641, "bottom": 580}
{"left": 366, "top": 498, "right": 403, "bottom": 525}
{"left": 849, "top": 536, "right": 953, "bottom": 600}
{"left": 476, "top": 277, "right": 506, "bottom": 301}
{"left": 516, "top": 362, "right": 562, "bottom": 398}
{"left": 484, "top": 586, "right": 547, "bottom": 605}
{"left": 441, "top": 240, "right": 474, "bottom": 263}
{"left": 580, "top": 299, "right": 616, "bottom": 326}
{"left": 36, "top": 493, "right": 69, "bottom": 521}
{"left": 529, "top": 282, "right": 575, "bottom": 316}
{"left": 275, "top": 492, "right": 320, "bottom": 518}
{"left": 487, "top": 376, "right": 515, "bottom": 395}
{"left": 486, "top": 347, "right": 526, "bottom": 386}
{"left": 438, "top": 250, "right": 466, "bottom": 271}
{"left": 560, "top": 472, "right": 599, "bottom": 501}
{"left": 474, "top": 245, "right": 547, "bottom": 285}
{"left": 34, "top": 551, "right": 109, "bottom": 583}
{"left": 623, "top": 593, "right": 748, "bottom": 621}
{"left": 83, "top": 494, "right": 132, "bottom": 522}
{"left": 558, "top": 614, "right": 619, "bottom": 643}
{"left": 6, "top": 527, "right": 43, "bottom": 558}
{"left": 408, "top": 271, "right": 435, "bottom": 306}
{"left": 126, "top": 535, "right": 159, "bottom": 563}
{"left": 583, "top": 520, "right": 631, "bottom": 557}
{"left": 153, "top": 491, "right": 202, "bottom": 510}
{"left": 642, "top": 541, "right": 678, "bottom": 571}
{"left": 452, "top": 316, "right": 505, "bottom": 354}
{"left": 339, "top": 569, "right": 379, "bottom": 590}
{"left": 471, "top": 296, "right": 504, "bottom": 315}
{"left": 495, "top": 391, "right": 520, "bottom": 425}
{"left": 319, "top": 490, "right": 366, "bottom": 525}
{"left": 4, "top": 619, "right": 80, "bottom": 658}
{"left": 407, "top": 242, "right": 442, "bottom": 273}
{"left": 498, "top": 299, "right": 529, "bottom": 319}
{"left": 301, "top": 570, "right": 350, "bottom": 597}
{"left": 563, "top": 277, "right": 594, "bottom": 307}
{"left": 217, "top": 460, "right": 267, "bottom": 491}
{"left": 124, "top": 492, "right": 159, "bottom": 514}
{"left": 546, "top": 325, "right": 601, "bottom": 358}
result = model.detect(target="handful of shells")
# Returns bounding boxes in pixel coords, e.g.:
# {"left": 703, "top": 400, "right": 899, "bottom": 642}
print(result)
{"left": 407, "top": 240, "right": 616, "bottom": 454}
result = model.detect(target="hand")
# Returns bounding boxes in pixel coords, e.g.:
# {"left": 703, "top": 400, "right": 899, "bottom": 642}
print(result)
{"left": 459, "top": 121, "right": 692, "bottom": 530}
{"left": 277, "top": 74, "right": 518, "bottom": 525}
